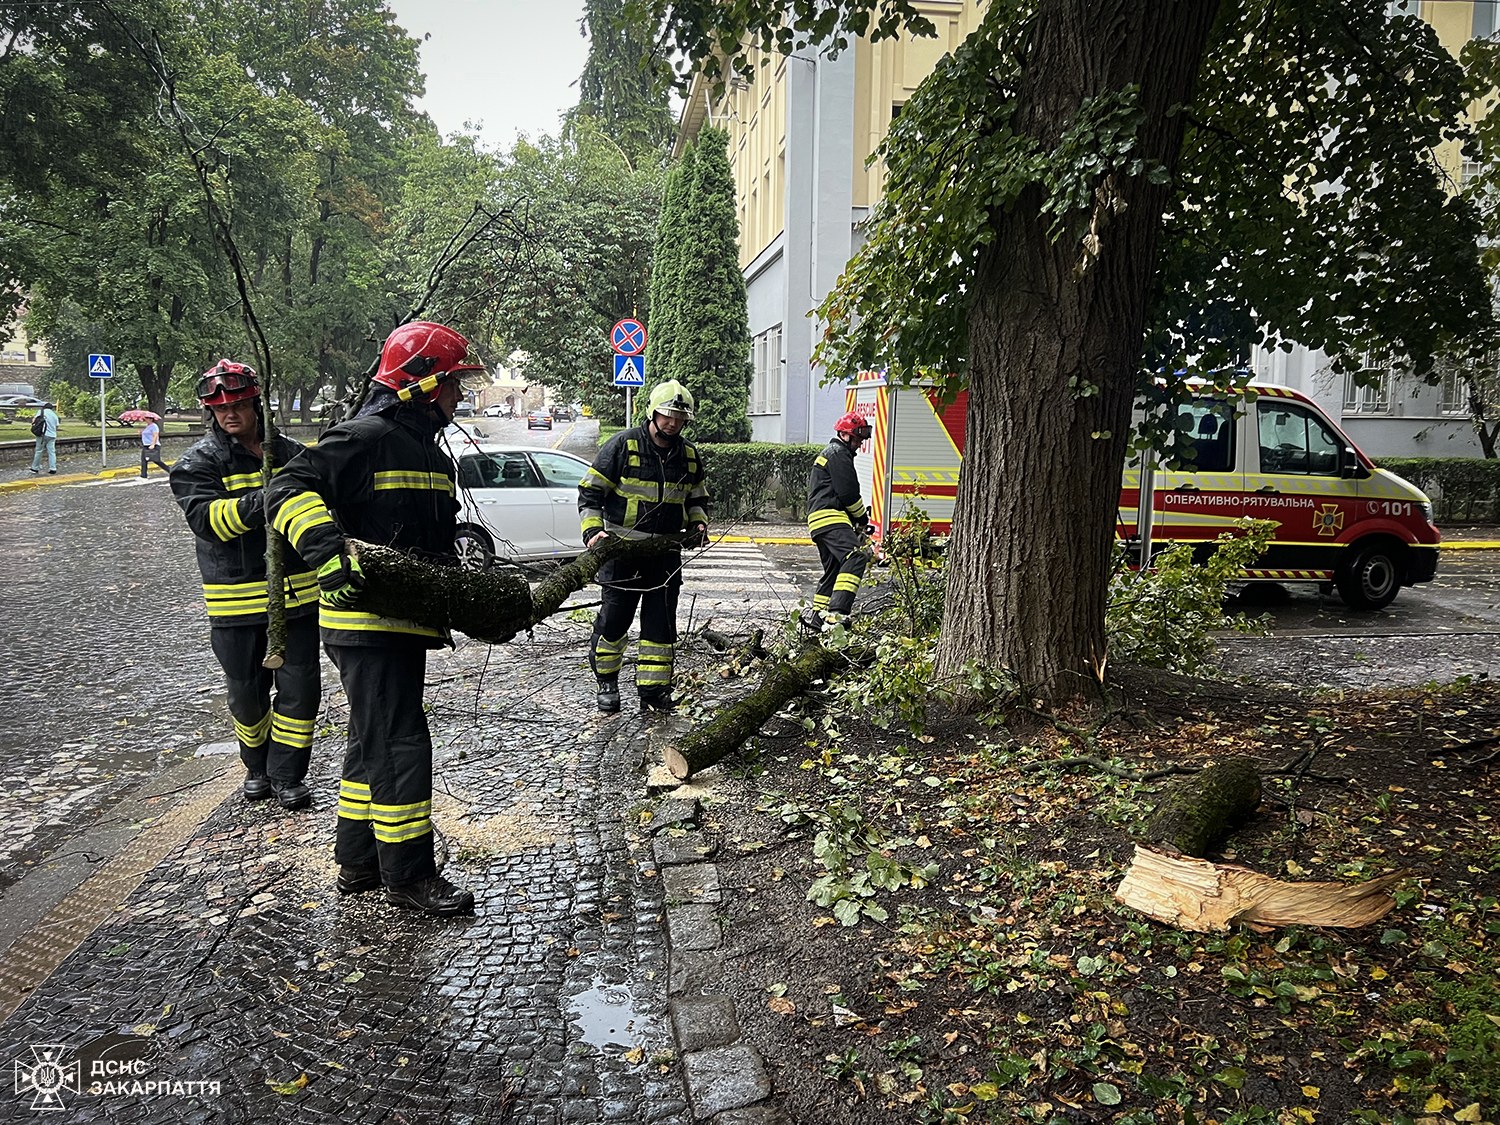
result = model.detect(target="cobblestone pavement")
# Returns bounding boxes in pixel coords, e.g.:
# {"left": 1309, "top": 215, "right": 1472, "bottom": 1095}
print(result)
{"left": 1, "top": 627, "right": 698, "bottom": 1123}
{"left": 0, "top": 469, "right": 816, "bottom": 1124}
{"left": 0, "top": 475, "right": 219, "bottom": 889}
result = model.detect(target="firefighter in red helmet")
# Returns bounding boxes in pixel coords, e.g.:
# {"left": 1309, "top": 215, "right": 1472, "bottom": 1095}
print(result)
{"left": 169, "top": 361, "right": 321, "bottom": 809}
{"left": 265, "top": 321, "right": 483, "bottom": 918}
{"left": 804, "top": 411, "right": 875, "bottom": 629}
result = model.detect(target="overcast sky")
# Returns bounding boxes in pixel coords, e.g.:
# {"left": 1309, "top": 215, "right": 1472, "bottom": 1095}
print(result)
{"left": 385, "top": 0, "right": 590, "bottom": 149}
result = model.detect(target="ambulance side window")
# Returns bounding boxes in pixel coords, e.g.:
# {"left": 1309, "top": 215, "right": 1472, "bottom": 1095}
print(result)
{"left": 1176, "top": 401, "right": 1235, "bottom": 473}
{"left": 1257, "top": 403, "right": 1341, "bottom": 476}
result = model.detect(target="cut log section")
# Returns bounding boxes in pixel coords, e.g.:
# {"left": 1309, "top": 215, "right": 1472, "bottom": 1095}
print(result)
{"left": 1143, "top": 757, "right": 1262, "bottom": 858}
{"left": 1114, "top": 845, "right": 1409, "bottom": 933}
{"left": 347, "top": 532, "right": 691, "bottom": 644}
{"left": 347, "top": 540, "right": 533, "bottom": 643}
{"left": 662, "top": 643, "right": 851, "bottom": 780}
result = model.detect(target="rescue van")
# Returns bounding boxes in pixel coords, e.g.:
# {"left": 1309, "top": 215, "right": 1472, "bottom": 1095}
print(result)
{"left": 846, "top": 372, "right": 1440, "bottom": 610}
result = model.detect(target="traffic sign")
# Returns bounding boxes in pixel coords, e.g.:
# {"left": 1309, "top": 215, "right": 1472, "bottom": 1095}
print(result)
{"left": 88, "top": 353, "right": 114, "bottom": 379}
{"left": 610, "top": 318, "right": 647, "bottom": 356}
{"left": 613, "top": 354, "right": 646, "bottom": 387}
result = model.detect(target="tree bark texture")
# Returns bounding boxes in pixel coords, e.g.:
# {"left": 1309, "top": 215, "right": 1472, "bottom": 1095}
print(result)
{"left": 934, "top": 0, "right": 1223, "bottom": 701}
{"left": 346, "top": 533, "right": 691, "bottom": 644}
{"left": 662, "top": 643, "right": 854, "bottom": 780}
{"left": 1143, "top": 757, "right": 1262, "bottom": 858}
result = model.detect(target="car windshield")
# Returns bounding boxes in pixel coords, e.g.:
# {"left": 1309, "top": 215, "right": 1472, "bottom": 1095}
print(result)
{"left": 532, "top": 451, "right": 587, "bottom": 488}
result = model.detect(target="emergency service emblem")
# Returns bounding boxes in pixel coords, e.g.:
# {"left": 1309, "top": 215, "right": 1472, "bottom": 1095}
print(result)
{"left": 1313, "top": 503, "right": 1345, "bottom": 537}
{"left": 13, "top": 1044, "right": 80, "bottom": 1111}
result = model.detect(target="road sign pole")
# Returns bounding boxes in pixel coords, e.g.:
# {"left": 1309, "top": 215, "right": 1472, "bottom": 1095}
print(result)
{"left": 100, "top": 389, "right": 106, "bottom": 467}
{"left": 626, "top": 387, "right": 632, "bottom": 423}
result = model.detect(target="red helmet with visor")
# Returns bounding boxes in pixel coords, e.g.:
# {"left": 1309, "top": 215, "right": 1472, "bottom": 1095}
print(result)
{"left": 834, "top": 411, "right": 872, "bottom": 443}
{"left": 373, "top": 321, "right": 486, "bottom": 402}
{"left": 197, "top": 360, "right": 261, "bottom": 407}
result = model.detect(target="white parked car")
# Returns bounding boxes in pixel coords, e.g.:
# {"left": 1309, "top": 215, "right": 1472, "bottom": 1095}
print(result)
{"left": 482, "top": 404, "right": 511, "bottom": 418}
{"left": 452, "top": 445, "right": 591, "bottom": 567}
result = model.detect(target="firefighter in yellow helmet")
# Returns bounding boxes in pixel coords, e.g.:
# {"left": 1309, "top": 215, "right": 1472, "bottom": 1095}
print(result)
{"left": 578, "top": 379, "right": 711, "bottom": 713}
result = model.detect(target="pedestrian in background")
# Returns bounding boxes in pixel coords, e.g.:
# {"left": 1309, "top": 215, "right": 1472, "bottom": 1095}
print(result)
{"left": 266, "top": 321, "right": 481, "bottom": 919}
{"left": 170, "top": 361, "right": 321, "bottom": 811}
{"left": 578, "top": 379, "right": 710, "bottom": 715}
{"left": 140, "top": 416, "right": 169, "bottom": 478}
{"left": 28, "top": 401, "right": 59, "bottom": 475}
{"left": 804, "top": 411, "right": 875, "bottom": 630}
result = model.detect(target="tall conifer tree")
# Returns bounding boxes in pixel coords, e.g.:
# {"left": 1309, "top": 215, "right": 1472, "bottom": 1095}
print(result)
{"left": 642, "top": 146, "right": 693, "bottom": 414}
{"left": 572, "top": 0, "right": 673, "bottom": 161}
{"left": 665, "top": 127, "right": 751, "bottom": 443}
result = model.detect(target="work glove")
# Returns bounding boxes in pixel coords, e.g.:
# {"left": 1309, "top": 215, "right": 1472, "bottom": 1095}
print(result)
{"left": 317, "top": 551, "right": 365, "bottom": 609}
{"left": 686, "top": 522, "right": 709, "bottom": 549}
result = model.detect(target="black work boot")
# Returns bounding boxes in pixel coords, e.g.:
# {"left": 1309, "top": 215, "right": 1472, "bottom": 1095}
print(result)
{"left": 243, "top": 772, "right": 272, "bottom": 801}
{"left": 386, "top": 874, "right": 475, "bottom": 917}
{"left": 638, "top": 686, "right": 674, "bottom": 712}
{"left": 336, "top": 866, "right": 381, "bottom": 895}
{"left": 596, "top": 675, "right": 621, "bottom": 714}
{"left": 270, "top": 780, "right": 312, "bottom": 811}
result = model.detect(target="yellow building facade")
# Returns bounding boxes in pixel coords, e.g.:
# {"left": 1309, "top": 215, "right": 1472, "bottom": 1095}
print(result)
{"left": 675, "top": 1, "right": 984, "bottom": 442}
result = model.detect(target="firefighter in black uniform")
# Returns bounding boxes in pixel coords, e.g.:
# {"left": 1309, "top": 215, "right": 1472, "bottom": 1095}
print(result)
{"left": 805, "top": 411, "right": 875, "bottom": 628}
{"left": 265, "top": 321, "right": 479, "bottom": 918}
{"left": 170, "top": 361, "right": 321, "bottom": 809}
{"left": 579, "top": 379, "right": 710, "bottom": 714}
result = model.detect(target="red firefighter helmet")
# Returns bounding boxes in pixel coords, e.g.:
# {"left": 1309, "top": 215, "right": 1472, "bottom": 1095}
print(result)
{"left": 372, "top": 321, "right": 485, "bottom": 402}
{"left": 834, "top": 411, "right": 872, "bottom": 443}
{"left": 197, "top": 360, "right": 261, "bottom": 406}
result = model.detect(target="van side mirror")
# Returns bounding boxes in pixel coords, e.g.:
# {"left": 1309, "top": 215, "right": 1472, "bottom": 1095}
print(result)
{"left": 1342, "top": 449, "right": 1368, "bottom": 479}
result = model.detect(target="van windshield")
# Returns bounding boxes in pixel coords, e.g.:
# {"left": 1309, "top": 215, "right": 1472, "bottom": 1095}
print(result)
{"left": 1257, "top": 403, "right": 1341, "bottom": 476}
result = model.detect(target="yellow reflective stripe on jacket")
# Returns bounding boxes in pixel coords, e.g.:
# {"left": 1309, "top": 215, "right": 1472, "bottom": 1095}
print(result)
{"left": 286, "top": 570, "right": 319, "bottom": 609}
{"left": 581, "top": 467, "right": 617, "bottom": 491}
{"left": 809, "top": 508, "right": 854, "bottom": 533}
{"left": 221, "top": 470, "right": 265, "bottom": 492}
{"left": 318, "top": 606, "right": 447, "bottom": 639}
{"left": 208, "top": 497, "right": 251, "bottom": 542}
{"left": 372, "top": 470, "right": 454, "bottom": 495}
{"left": 202, "top": 570, "right": 321, "bottom": 617}
{"left": 846, "top": 499, "right": 868, "bottom": 522}
{"left": 273, "top": 491, "right": 334, "bottom": 551}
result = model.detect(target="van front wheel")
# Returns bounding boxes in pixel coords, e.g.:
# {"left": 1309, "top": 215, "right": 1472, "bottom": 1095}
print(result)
{"left": 1335, "top": 543, "right": 1402, "bottom": 610}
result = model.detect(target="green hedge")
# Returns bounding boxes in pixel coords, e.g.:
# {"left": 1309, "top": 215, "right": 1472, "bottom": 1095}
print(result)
{"left": 698, "top": 442, "right": 822, "bottom": 521}
{"left": 1378, "top": 457, "right": 1500, "bottom": 522}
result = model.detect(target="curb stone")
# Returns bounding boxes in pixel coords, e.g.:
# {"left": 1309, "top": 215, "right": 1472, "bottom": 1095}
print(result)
{"left": 642, "top": 744, "right": 789, "bottom": 1125}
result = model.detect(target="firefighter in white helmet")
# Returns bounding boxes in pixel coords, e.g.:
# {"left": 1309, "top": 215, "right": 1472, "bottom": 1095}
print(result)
{"left": 578, "top": 379, "right": 711, "bottom": 713}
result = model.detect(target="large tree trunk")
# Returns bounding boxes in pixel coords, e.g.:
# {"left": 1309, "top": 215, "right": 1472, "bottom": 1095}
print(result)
{"left": 933, "top": 0, "right": 1222, "bottom": 701}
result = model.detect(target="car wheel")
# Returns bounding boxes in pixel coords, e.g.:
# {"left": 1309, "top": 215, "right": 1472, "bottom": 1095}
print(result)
{"left": 1335, "top": 542, "right": 1402, "bottom": 610}
{"left": 454, "top": 525, "right": 495, "bottom": 571}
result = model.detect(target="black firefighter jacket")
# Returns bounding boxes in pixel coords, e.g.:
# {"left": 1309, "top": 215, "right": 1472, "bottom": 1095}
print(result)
{"left": 806, "top": 439, "right": 869, "bottom": 537}
{"left": 266, "top": 404, "right": 459, "bottom": 648}
{"left": 169, "top": 428, "right": 318, "bottom": 627}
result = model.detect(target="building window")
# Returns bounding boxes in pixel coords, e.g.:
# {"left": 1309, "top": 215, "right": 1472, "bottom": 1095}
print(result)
{"left": 1477, "top": 0, "right": 1499, "bottom": 39}
{"left": 750, "top": 325, "right": 782, "bottom": 415}
{"left": 1343, "top": 352, "right": 1391, "bottom": 414}
{"left": 1439, "top": 367, "right": 1469, "bottom": 416}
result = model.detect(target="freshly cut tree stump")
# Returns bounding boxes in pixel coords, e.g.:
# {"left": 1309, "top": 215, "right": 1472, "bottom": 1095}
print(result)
{"left": 1143, "top": 757, "right": 1262, "bottom": 858}
{"left": 1114, "top": 846, "right": 1409, "bottom": 933}
{"left": 662, "top": 643, "right": 850, "bottom": 780}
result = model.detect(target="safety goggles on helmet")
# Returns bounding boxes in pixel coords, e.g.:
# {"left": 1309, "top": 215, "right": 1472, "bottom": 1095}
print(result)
{"left": 833, "top": 410, "right": 872, "bottom": 442}
{"left": 197, "top": 360, "right": 261, "bottom": 406}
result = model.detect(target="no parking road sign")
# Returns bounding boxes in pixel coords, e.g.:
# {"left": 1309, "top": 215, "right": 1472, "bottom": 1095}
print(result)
{"left": 610, "top": 318, "right": 646, "bottom": 356}
{"left": 613, "top": 354, "right": 646, "bottom": 387}
{"left": 88, "top": 353, "right": 114, "bottom": 379}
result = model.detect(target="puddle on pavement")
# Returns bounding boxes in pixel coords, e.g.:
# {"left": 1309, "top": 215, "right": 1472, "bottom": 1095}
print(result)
{"left": 565, "top": 978, "right": 644, "bottom": 1049}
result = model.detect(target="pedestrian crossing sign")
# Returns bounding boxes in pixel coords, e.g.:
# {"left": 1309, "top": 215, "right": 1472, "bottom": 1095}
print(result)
{"left": 612, "top": 354, "right": 645, "bottom": 387}
{"left": 88, "top": 353, "right": 114, "bottom": 378}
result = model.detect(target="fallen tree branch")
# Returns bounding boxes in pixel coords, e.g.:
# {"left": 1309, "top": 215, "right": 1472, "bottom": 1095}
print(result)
{"left": 1142, "top": 757, "right": 1263, "bottom": 858}
{"left": 662, "top": 642, "right": 868, "bottom": 780}
{"left": 346, "top": 532, "right": 691, "bottom": 643}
